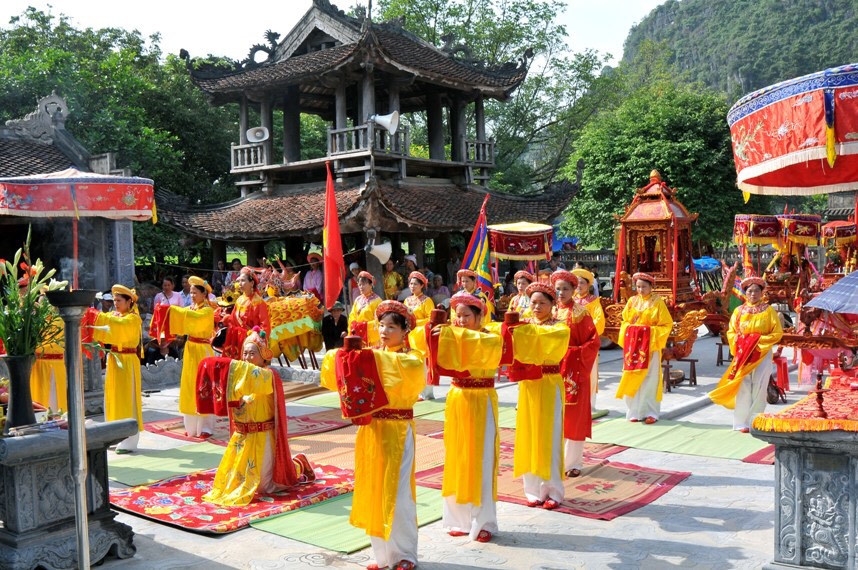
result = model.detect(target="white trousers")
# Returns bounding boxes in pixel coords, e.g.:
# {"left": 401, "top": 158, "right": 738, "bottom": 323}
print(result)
{"left": 522, "top": 385, "right": 565, "bottom": 503}
{"left": 624, "top": 350, "right": 662, "bottom": 421}
{"left": 183, "top": 413, "right": 215, "bottom": 437}
{"left": 369, "top": 425, "right": 418, "bottom": 568}
{"left": 116, "top": 431, "right": 139, "bottom": 452}
{"left": 564, "top": 439, "right": 585, "bottom": 472}
{"left": 443, "top": 396, "right": 498, "bottom": 539}
{"left": 734, "top": 352, "right": 773, "bottom": 430}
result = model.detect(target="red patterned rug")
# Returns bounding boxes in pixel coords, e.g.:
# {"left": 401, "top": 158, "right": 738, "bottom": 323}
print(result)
{"left": 144, "top": 409, "right": 350, "bottom": 447}
{"left": 415, "top": 432, "right": 686, "bottom": 521}
{"left": 109, "top": 463, "right": 353, "bottom": 533}
{"left": 425, "top": 427, "right": 628, "bottom": 460}
{"left": 742, "top": 445, "right": 775, "bottom": 465}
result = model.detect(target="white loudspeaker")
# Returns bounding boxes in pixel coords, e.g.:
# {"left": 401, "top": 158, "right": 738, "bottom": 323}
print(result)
{"left": 246, "top": 126, "right": 270, "bottom": 143}
{"left": 369, "top": 111, "right": 399, "bottom": 135}
{"left": 367, "top": 241, "right": 392, "bottom": 265}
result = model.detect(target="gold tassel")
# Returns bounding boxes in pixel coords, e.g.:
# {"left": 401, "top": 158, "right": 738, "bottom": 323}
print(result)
{"left": 826, "top": 124, "right": 836, "bottom": 168}
{"left": 151, "top": 202, "right": 158, "bottom": 225}
{"left": 742, "top": 191, "right": 751, "bottom": 204}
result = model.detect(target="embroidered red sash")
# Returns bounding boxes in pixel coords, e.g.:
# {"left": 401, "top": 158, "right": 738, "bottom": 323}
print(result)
{"left": 725, "top": 333, "right": 762, "bottom": 381}
{"left": 149, "top": 304, "right": 173, "bottom": 341}
{"left": 195, "top": 356, "right": 233, "bottom": 416}
{"left": 623, "top": 325, "right": 651, "bottom": 371}
{"left": 334, "top": 348, "right": 389, "bottom": 425}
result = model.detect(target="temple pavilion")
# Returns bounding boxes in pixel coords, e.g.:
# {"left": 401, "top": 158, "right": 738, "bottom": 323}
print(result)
{"left": 155, "top": 0, "right": 578, "bottom": 283}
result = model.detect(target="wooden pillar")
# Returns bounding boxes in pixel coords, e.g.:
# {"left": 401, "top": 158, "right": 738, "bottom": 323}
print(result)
{"left": 475, "top": 95, "right": 488, "bottom": 185}
{"left": 361, "top": 64, "right": 376, "bottom": 124}
{"left": 244, "top": 242, "right": 264, "bottom": 267}
{"left": 239, "top": 95, "right": 249, "bottom": 144}
{"left": 426, "top": 91, "right": 445, "bottom": 160}
{"left": 435, "top": 232, "right": 451, "bottom": 281}
{"left": 211, "top": 240, "right": 226, "bottom": 269}
{"left": 408, "top": 236, "right": 424, "bottom": 268}
{"left": 388, "top": 83, "right": 400, "bottom": 115}
{"left": 260, "top": 97, "right": 274, "bottom": 165}
{"left": 391, "top": 233, "right": 403, "bottom": 264}
{"left": 283, "top": 86, "right": 301, "bottom": 163}
{"left": 450, "top": 94, "right": 466, "bottom": 162}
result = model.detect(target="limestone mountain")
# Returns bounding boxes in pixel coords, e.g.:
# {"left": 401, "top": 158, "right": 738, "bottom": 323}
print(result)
{"left": 622, "top": 0, "right": 857, "bottom": 99}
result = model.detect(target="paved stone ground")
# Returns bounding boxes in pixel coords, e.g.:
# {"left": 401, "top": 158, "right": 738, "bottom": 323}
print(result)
{"left": 99, "top": 331, "right": 800, "bottom": 570}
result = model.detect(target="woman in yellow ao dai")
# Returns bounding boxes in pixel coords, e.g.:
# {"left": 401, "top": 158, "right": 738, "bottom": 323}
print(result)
{"left": 167, "top": 276, "right": 215, "bottom": 437}
{"left": 420, "top": 291, "right": 502, "bottom": 542}
{"left": 403, "top": 271, "right": 435, "bottom": 328}
{"left": 91, "top": 285, "right": 143, "bottom": 453}
{"left": 709, "top": 277, "right": 783, "bottom": 431}
{"left": 615, "top": 273, "right": 673, "bottom": 423}
{"left": 31, "top": 314, "right": 67, "bottom": 411}
{"left": 347, "top": 271, "right": 382, "bottom": 346}
{"left": 512, "top": 282, "right": 570, "bottom": 509}
{"left": 321, "top": 300, "right": 424, "bottom": 570}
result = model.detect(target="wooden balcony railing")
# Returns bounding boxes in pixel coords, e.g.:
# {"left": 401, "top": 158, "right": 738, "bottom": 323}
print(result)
{"left": 465, "top": 139, "right": 495, "bottom": 165}
{"left": 231, "top": 142, "right": 269, "bottom": 171}
{"left": 328, "top": 123, "right": 410, "bottom": 156}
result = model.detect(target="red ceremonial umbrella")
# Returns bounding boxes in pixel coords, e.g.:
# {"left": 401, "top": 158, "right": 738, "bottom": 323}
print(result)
{"left": 727, "top": 63, "right": 858, "bottom": 203}
{"left": 0, "top": 167, "right": 156, "bottom": 288}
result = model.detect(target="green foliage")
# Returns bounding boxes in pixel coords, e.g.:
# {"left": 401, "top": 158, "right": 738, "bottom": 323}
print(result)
{"left": 0, "top": 227, "right": 66, "bottom": 356}
{"left": 377, "top": 0, "right": 620, "bottom": 190}
{"left": 560, "top": 75, "right": 770, "bottom": 250}
{"left": 0, "top": 8, "right": 239, "bottom": 265}
{"left": 623, "top": 0, "right": 858, "bottom": 100}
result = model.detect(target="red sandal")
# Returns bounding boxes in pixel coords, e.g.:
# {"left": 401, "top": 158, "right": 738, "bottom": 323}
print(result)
{"left": 542, "top": 499, "right": 560, "bottom": 510}
{"left": 526, "top": 499, "right": 544, "bottom": 508}
{"left": 475, "top": 530, "right": 492, "bottom": 543}
{"left": 394, "top": 561, "right": 415, "bottom": 570}
{"left": 448, "top": 530, "right": 468, "bottom": 537}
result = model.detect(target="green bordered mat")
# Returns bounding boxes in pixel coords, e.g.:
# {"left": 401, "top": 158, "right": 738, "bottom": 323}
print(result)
{"left": 250, "top": 486, "right": 443, "bottom": 553}
{"left": 108, "top": 442, "right": 225, "bottom": 487}
{"left": 589, "top": 418, "right": 768, "bottom": 460}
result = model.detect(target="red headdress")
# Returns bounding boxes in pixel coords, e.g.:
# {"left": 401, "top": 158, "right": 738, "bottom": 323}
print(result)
{"left": 457, "top": 269, "right": 478, "bottom": 281}
{"left": 450, "top": 291, "right": 486, "bottom": 315}
{"left": 513, "top": 270, "right": 535, "bottom": 283}
{"left": 244, "top": 326, "right": 274, "bottom": 362}
{"left": 632, "top": 272, "right": 656, "bottom": 285}
{"left": 741, "top": 276, "right": 766, "bottom": 290}
{"left": 376, "top": 299, "right": 417, "bottom": 331}
{"left": 239, "top": 266, "right": 258, "bottom": 284}
{"left": 526, "top": 281, "right": 556, "bottom": 302}
{"left": 408, "top": 271, "right": 428, "bottom": 287}
{"left": 550, "top": 270, "right": 578, "bottom": 288}
{"left": 357, "top": 270, "right": 375, "bottom": 285}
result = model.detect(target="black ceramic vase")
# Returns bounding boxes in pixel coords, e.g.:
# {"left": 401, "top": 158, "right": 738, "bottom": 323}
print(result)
{"left": 2, "top": 354, "right": 37, "bottom": 433}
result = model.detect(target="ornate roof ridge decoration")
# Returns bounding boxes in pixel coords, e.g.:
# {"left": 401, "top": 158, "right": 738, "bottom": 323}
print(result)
{"left": 4, "top": 92, "right": 69, "bottom": 144}
{"left": 181, "top": 0, "right": 531, "bottom": 98}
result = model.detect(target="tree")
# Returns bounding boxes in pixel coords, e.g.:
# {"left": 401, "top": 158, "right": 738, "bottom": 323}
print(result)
{"left": 377, "top": 0, "right": 622, "bottom": 192}
{"left": 560, "top": 78, "right": 770, "bottom": 251}
{"left": 0, "top": 8, "right": 239, "bottom": 266}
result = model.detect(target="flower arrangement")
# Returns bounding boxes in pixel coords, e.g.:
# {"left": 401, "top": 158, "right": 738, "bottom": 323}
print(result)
{"left": 0, "top": 227, "right": 68, "bottom": 356}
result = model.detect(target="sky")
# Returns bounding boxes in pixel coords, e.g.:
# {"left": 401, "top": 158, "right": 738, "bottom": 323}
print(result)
{"left": 0, "top": 0, "right": 664, "bottom": 65}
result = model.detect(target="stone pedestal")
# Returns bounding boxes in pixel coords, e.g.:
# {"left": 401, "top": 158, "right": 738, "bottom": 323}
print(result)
{"left": 753, "top": 428, "right": 858, "bottom": 569}
{"left": 0, "top": 419, "right": 138, "bottom": 569}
